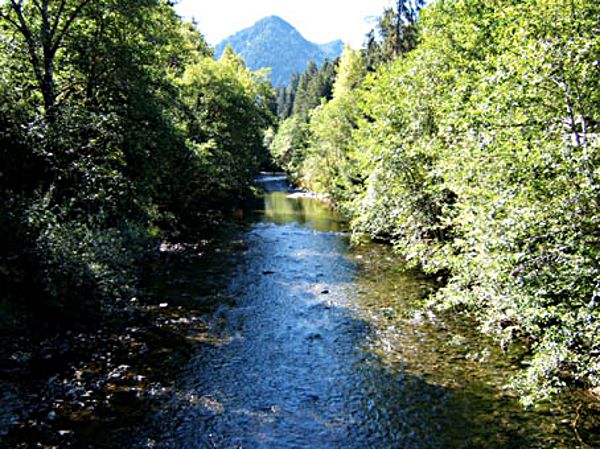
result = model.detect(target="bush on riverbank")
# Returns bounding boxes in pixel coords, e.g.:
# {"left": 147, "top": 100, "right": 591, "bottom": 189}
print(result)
{"left": 271, "top": 0, "right": 599, "bottom": 404}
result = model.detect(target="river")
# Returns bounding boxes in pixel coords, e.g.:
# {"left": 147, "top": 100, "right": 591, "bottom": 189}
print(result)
{"left": 1, "top": 174, "right": 596, "bottom": 448}
{"left": 136, "top": 175, "right": 590, "bottom": 448}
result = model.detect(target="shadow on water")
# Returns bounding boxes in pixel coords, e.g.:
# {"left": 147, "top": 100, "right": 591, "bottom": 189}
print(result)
{"left": 1, "top": 173, "right": 597, "bottom": 448}
{"left": 133, "top": 174, "right": 591, "bottom": 449}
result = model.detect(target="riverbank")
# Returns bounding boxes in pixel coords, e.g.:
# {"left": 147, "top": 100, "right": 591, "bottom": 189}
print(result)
{"left": 0, "top": 242, "right": 213, "bottom": 448}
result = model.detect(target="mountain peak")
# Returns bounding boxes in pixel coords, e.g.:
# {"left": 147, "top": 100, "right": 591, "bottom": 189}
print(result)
{"left": 215, "top": 17, "right": 343, "bottom": 86}
{"left": 255, "top": 15, "right": 294, "bottom": 29}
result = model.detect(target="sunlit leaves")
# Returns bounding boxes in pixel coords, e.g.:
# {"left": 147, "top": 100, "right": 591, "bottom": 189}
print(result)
{"left": 295, "top": 0, "right": 599, "bottom": 403}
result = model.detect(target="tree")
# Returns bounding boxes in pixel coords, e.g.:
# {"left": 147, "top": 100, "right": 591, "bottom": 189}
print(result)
{"left": 268, "top": 115, "right": 310, "bottom": 178}
{"left": 292, "top": 60, "right": 319, "bottom": 117}
{"left": 363, "top": 29, "right": 382, "bottom": 71}
{"left": 277, "top": 72, "right": 300, "bottom": 119}
{"left": 301, "top": 46, "right": 366, "bottom": 201}
{"left": 0, "top": 1, "right": 274, "bottom": 325}
{"left": 294, "top": 0, "right": 600, "bottom": 403}
{"left": 177, "top": 49, "right": 274, "bottom": 207}
{"left": 364, "top": 0, "right": 424, "bottom": 66}
{"left": 270, "top": 59, "right": 339, "bottom": 176}
{"left": 0, "top": 0, "right": 94, "bottom": 120}
{"left": 381, "top": 0, "right": 424, "bottom": 58}
{"left": 333, "top": 46, "right": 364, "bottom": 99}
{"left": 306, "top": 59, "right": 336, "bottom": 105}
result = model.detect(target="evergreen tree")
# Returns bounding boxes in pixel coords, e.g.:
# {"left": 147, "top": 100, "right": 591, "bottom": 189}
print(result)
{"left": 363, "top": 29, "right": 382, "bottom": 71}
{"left": 291, "top": 60, "right": 319, "bottom": 117}
{"left": 284, "top": 72, "right": 300, "bottom": 118}
{"left": 364, "top": 0, "right": 424, "bottom": 67}
{"left": 291, "top": 60, "right": 338, "bottom": 118}
{"left": 380, "top": 0, "right": 424, "bottom": 59}
{"left": 275, "top": 85, "right": 288, "bottom": 120}
{"left": 307, "top": 59, "right": 336, "bottom": 105}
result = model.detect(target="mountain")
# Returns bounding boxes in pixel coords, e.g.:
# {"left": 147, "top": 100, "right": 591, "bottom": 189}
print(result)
{"left": 214, "top": 16, "right": 344, "bottom": 87}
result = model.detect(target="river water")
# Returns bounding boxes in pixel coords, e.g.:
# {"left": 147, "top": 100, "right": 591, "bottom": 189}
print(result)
{"left": 1, "top": 174, "right": 596, "bottom": 448}
{"left": 134, "top": 175, "right": 591, "bottom": 448}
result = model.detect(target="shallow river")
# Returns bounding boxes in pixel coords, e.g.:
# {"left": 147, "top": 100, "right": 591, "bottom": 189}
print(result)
{"left": 134, "top": 175, "right": 591, "bottom": 448}
{"left": 1, "top": 175, "right": 596, "bottom": 448}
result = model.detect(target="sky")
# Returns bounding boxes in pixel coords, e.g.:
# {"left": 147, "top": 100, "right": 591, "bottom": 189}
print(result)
{"left": 173, "top": 0, "right": 395, "bottom": 49}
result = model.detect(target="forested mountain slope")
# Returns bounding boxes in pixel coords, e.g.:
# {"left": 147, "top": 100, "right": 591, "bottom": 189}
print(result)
{"left": 215, "top": 16, "right": 343, "bottom": 86}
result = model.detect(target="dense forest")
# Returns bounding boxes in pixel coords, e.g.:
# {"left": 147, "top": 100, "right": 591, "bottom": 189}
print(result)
{"left": 0, "top": 1, "right": 273, "bottom": 325}
{"left": 0, "top": 0, "right": 598, "bottom": 414}
{"left": 270, "top": 0, "right": 599, "bottom": 405}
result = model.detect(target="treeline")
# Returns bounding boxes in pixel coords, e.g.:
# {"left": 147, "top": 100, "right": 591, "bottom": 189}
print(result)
{"left": 274, "top": 59, "right": 337, "bottom": 121}
{"left": 269, "top": 0, "right": 599, "bottom": 404}
{"left": 0, "top": 1, "right": 273, "bottom": 325}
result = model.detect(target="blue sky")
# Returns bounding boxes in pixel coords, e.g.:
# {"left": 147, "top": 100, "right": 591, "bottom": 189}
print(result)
{"left": 174, "top": 0, "right": 395, "bottom": 48}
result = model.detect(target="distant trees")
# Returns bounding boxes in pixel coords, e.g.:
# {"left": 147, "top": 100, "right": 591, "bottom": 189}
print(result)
{"left": 301, "top": 46, "right": 365, "bottom": 203}
{"left": 364, "top": 0, "right": 424, "bottom": 68}
{"left": 292, "top": 60, "right": 336, "bottom": 117}
{"left": 270, "top": 58, "right": 338, "bottom": 177}
{"left": 275, "top": 59, "right": 337, "bottom": 121}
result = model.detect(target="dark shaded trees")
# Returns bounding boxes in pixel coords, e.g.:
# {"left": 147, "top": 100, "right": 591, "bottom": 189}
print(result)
{"left": 0, "top": 0, "right": 273, "bottom": 325}
{"left": 275, "top": 72, "right": 299, "bottom": 120}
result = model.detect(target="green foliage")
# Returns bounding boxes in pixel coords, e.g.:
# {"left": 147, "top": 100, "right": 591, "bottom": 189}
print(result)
{"left": 0, "top": 1, "right": 273, "bottom": 326}
{"left": 275, "top": 72, "right": 300, "bottom": 120}
{"left": 269, "top": 58, "right": 338, "bottom": 175}
{"left": 364, "top": 0, "right": 424, "bottom": 68}
{"left": 425, "top": 0, "right": 600, "bottom": 404}
{"left": 332, "top": 46, "right": 365, "bottom": 99}
{"left": 301, "top": 47, "right": 366, "bottom": 206}
{"left": 177, "top": 50, "right": 274, "bottom": 204}
{"left": 27, "top": 193, "right": 149, "bottom": 310}
{"left": 351, "top": 35, "right": 455, "bottom": 270}
{"left": 291, "top": 61, "right": 320, "bottom": 118}
{"left": 289, "top": 0, "right": 600, "bottom": 403}
{"left": 269, "top": 116, "right": 310, "bottom": 179}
